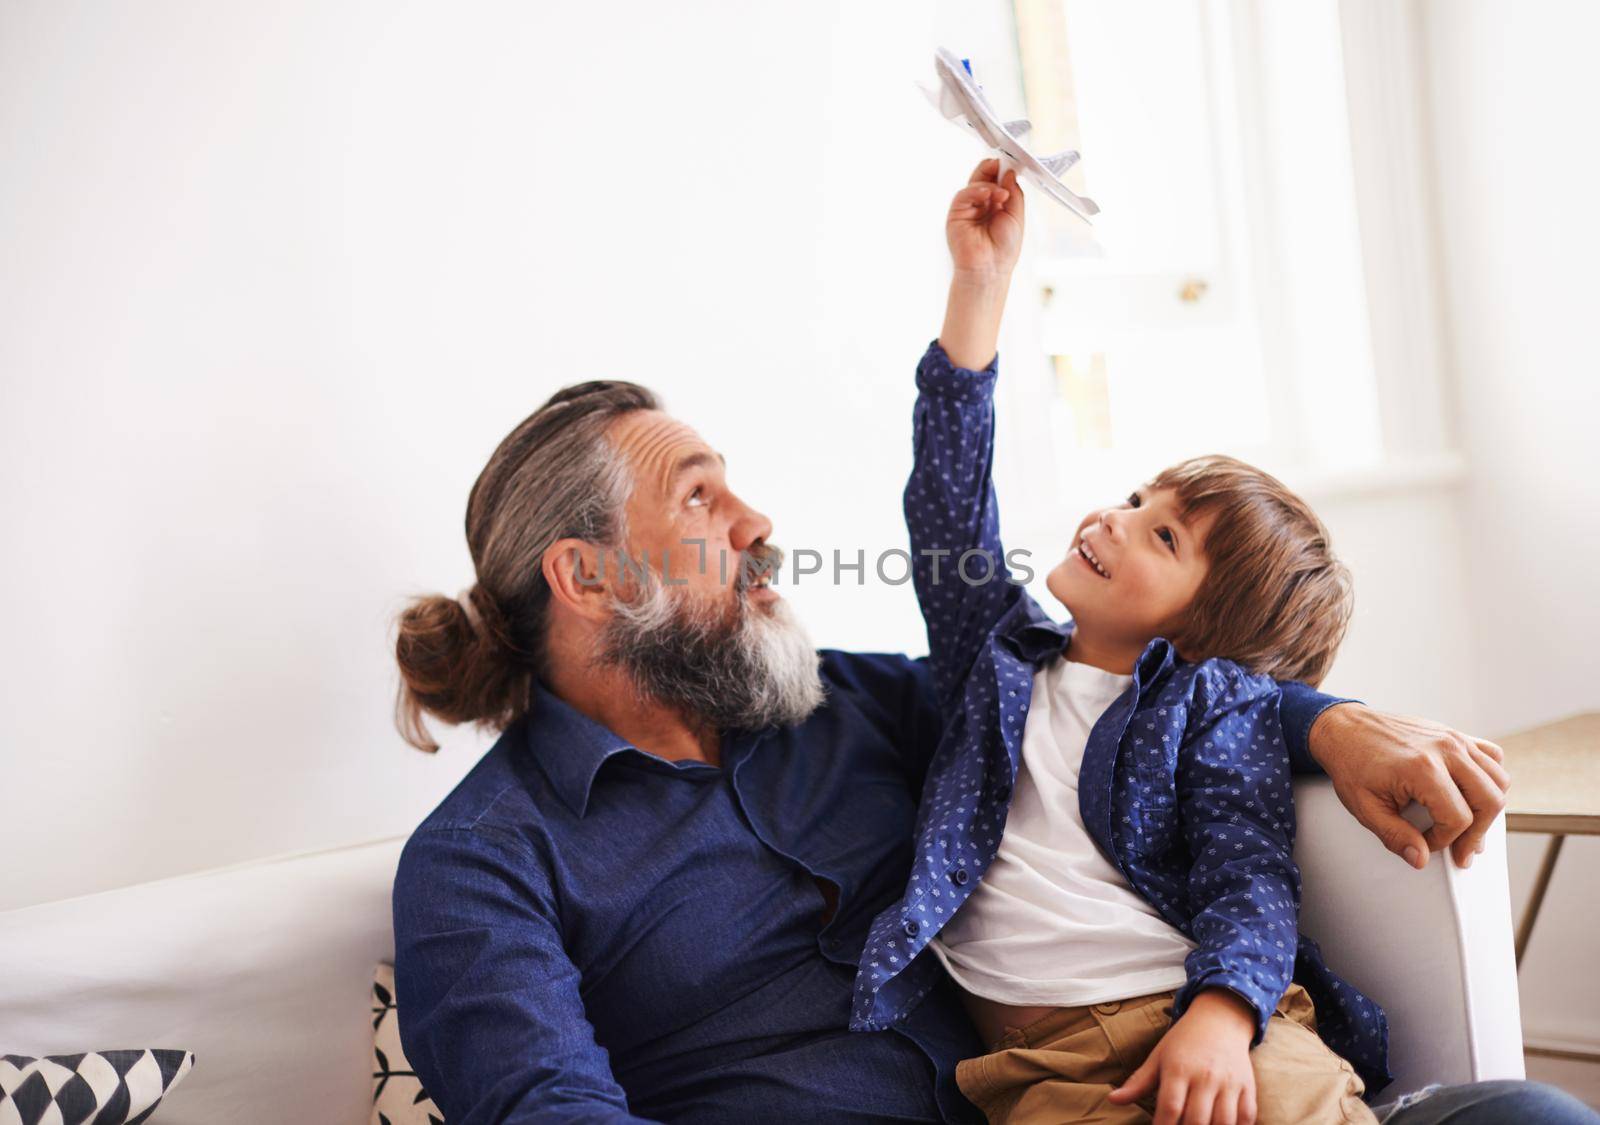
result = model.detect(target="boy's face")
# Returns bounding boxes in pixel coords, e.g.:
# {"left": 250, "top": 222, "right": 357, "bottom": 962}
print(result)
{"left": 1045, "top": 485, "right": 1215, "bottom": 648}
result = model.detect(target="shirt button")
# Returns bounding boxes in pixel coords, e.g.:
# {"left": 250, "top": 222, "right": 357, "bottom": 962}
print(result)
{"left": 951, "top": 869, "right": 970, "bottom": 886}
{"left": 903, "top": 919, "right": 920, "bottom": 938}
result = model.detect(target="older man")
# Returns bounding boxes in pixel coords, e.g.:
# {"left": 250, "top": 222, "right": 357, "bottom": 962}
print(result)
{"left": 389, "top": 379, "right": 1583, "bottom": 1124}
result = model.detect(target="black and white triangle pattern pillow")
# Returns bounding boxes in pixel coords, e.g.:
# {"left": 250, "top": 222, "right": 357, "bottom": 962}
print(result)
{"left": 371, "top": 963, "right": 443, "bottom": 1125}
{"left": 0, "top": 1049, "right": 194, "bottom": 1125}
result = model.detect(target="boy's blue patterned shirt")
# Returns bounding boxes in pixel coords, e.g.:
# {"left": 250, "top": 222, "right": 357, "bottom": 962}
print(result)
{"left": 848, "top": 340, "right": 1392, "bottom": 1098}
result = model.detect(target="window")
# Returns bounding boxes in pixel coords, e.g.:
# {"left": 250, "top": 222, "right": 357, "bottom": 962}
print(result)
{"left": 979, "top": 0, "right": 1393, "bottom": 512}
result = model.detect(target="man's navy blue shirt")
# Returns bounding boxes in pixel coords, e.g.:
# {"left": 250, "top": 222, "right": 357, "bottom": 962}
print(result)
{"left": 847, "top": 339, "right": 1390, "bottom": 1097}
{"left": 393, "top": 664, "right": 988, "bottom": 1124}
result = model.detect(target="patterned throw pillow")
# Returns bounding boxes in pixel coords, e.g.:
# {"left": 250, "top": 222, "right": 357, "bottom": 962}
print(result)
{"left": 0, "top": 1049, "right": 194, "bottom": 1125}
{"left": 371, "top": 963, "right": 444, "bottom": 1125}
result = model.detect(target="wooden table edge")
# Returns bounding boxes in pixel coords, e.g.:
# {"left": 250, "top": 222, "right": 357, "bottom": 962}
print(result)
{"left": 1506, "top": 813, "right": 1600, "bottom": 836}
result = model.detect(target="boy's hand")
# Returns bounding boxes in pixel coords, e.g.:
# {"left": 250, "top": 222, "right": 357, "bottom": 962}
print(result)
{"left": 938, "top": 160, "right": 1024, "bottom": 369}
{"left": 1107, "top": 989, "right": 1259, "bottom": 1125}
{"left": 947, "top": 158, "right": 1024, "bottom": 281}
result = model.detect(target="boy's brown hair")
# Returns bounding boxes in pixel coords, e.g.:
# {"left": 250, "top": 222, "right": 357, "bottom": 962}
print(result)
{"left": 1151, "top": 455, "right": 1352, "bottom": 687}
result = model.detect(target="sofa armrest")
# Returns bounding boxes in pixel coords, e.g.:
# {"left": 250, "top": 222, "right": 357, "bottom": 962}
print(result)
{"left": 1292, "top": 777, "right": 1525, "bottom": 1100}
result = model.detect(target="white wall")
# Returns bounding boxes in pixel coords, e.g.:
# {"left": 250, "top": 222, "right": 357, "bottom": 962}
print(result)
{"left": 1418, "top": 0, "right": 1600, "bottom": 1052}
{"left": 0, "top": 0, "right": 985, "bottom": 909}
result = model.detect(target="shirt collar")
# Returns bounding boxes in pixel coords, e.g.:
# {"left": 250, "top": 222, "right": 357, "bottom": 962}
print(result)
{"left": 994, "top": 595, "right": 1074, "bottom": 664}
{"left": 521, "top": 680, "right": 636, "bottom": 818}
{"left": 1133, "top": 634, "right": 1178, "bottom": 684}
{"left": 995, "top": 596, "right": 1179, "bottom": 682}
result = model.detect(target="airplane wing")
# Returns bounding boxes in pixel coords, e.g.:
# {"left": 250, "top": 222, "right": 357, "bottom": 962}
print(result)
{"left": 924, "top": 48, "right": 1100, "bottom": 224}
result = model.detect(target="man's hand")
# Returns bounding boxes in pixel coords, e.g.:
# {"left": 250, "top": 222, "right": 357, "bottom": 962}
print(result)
{"left": 1309, "top": 703, "right": 1511, "bottom": 869}
{"left": 1108, "top": 989, "right": 1258, "bottom": 1125}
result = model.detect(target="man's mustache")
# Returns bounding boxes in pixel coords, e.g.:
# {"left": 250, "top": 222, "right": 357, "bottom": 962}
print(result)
{"left": 734, "top": 542, "right": 785, "bottom": 593}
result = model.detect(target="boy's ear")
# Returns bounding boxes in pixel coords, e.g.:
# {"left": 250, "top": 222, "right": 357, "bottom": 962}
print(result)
{"left": 542, "top": 538, "right": 619, "bottom": 623}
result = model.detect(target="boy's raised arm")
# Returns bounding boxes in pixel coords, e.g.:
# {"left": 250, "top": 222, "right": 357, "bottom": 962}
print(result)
{"left": 906, "top": 160, "right": 1028, "bottom": 716}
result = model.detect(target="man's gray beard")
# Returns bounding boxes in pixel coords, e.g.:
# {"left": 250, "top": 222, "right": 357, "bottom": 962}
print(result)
{"left": 595, "top": 573, "right": 826, "bottom": 733}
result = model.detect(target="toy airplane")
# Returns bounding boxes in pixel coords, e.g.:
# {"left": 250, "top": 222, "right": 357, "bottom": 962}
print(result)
{"left": 922, "top": 47, "right": 1100, "bottom": 224}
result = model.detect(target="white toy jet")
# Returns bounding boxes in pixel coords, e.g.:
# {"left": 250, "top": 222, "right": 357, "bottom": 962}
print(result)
{"left": 923, "top": 47, "right": 1100, "bottom": 224}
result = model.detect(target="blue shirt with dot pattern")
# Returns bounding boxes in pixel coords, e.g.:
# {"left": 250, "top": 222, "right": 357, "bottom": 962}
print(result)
{"left": 848, "top": 340, "right": 1392, "bottom": 1100}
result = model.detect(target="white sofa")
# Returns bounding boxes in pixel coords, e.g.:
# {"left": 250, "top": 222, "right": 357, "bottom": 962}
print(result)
{"left": 0, "top": 780, "right": 1524, "bottom": 1124}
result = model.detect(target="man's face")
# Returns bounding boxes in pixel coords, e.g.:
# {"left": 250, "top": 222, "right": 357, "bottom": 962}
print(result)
{"left": 1045, "top": 485, "right": 1214, "bottom": 648}
{"left": 594, "top": 409, "right": 823, "bottom": 732}
{"left": 608, "top": 409, "right": 779, "bottom": 612}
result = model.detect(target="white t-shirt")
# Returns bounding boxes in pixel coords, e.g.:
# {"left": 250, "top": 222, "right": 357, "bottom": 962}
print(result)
{"left": 929, "top": 653, "right": 1197, "bottom": 1006}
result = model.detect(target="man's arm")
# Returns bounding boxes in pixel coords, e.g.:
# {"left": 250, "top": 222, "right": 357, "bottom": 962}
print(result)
{"left": 1269, "top": 676, "right": 1510, "bottom": 869}
{"left": 1274, "top": 679, "right": 1352, "bottom": 775}
{"left": 1264, "top": 673, "right": 1514, "bottom": 874}
{"left": 392, "top": 827, "right": 660, "bottom": 1125}
{"left": 1305, "top": 701, "right": 1512, "bottom": 870}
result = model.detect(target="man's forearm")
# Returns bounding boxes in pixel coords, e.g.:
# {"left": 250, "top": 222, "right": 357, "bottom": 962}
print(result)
{"left": 939, "top": 270, "right": 1011, "bottom": 370}
{"left": 1277, "top": 681, "right": 1360, "bottom": 774}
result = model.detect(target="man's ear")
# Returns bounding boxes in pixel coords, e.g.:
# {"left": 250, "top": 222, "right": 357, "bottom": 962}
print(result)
{"left": 542, "top": 538, "right": 618, "bottom": 623}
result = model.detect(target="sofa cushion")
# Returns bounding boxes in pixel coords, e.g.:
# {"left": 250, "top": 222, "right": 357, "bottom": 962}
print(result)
{"left": 0, "top": 1049, "right": 194, "bottom": 1124}
{"left": 371, "top": 964, "right": 443, "bottom": 1125}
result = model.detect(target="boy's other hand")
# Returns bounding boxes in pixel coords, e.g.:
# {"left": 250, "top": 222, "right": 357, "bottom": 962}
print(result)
{"left": 1309, "top": 703, "right": 1510, "bottom": 870}
{"left": 1108, "top": 989, "right": 1258, "bottom": 1125}
{"left": 947, "top": 158, "right": 1024, "bottom": 281}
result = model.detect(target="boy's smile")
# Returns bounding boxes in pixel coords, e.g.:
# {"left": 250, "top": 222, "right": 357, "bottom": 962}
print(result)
{"left": 1045, "top": 485, "right": 1216, "bottom": 672}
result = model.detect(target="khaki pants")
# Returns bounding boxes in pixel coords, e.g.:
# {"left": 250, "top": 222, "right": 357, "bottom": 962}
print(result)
{"left": 955, "top": 982, "right": 1377, "bottom": 1124}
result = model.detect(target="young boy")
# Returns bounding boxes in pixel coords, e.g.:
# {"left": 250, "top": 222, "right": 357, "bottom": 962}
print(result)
{"left": 848, "top": 160, "right": 1391, "bottom": 1124}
